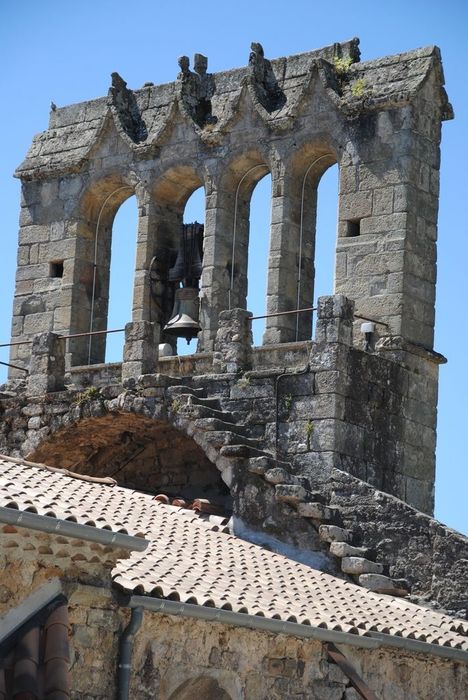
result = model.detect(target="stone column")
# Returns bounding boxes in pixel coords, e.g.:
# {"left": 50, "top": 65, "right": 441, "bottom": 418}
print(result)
{"left": 132, "top": 185, "right": 165, "bottom": 324}
{"left": 199, "top": 184, "right": 243, "bottom": 352}
{"left": 264, "top": 162, "right": 317, "bottom": 345}
{"left": 27, "top": 332, "right": 65, "bottom": 395}
{"left": 315, "top": 295, "right": 354, "bottom": 345}
{"left": 213, "top": 309, "right": 252, "bottom": 373}
{"left": 122, "top": 321, "right": 159, "bottom": 380}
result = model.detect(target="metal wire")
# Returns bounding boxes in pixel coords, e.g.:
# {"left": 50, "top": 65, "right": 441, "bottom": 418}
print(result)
{"left": 296, "top": 153, "right": 334, "bottom": 341}
{"left": 229, "top": 164, "right": 269, "bottom": 310}
{"left": 0, "top": 361, "right": 28, "bottom": 373}
{"left": 87, "top": 185, "right": 133, "bottom": 364}
{"left": 249, "top": 306, "right": 316, "bottom": 321}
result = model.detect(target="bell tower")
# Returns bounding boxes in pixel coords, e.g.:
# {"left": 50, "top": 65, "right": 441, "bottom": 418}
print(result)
{"left": 6, "top": 39, "right": 452, "bottom": 516}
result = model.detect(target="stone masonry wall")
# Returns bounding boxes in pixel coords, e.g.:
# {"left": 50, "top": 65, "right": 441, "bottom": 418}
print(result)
{"left": 128, "top": 614, "right": 468, "bottom": 700}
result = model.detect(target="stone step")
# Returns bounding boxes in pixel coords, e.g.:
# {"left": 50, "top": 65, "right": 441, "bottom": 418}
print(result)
{"left": 183, "top": 403, "right": 235, "bottom": 423}
{"left": 166, "top": 385, "right": 207, "bottom": 399}
{"left": 186, "top": 395, "right": 224, "bottom": 410}
{"left": 329, "top": 542, "right": 370, "bottom": 558}
{"left": 318, "top": 524, "right": 352, "bottom": 544}
{"left": 358, "top": 573, "right": 409, "bottom": 597}
{"left": 263, "top": 467, "right": 301, "bottom": 486}
{"left": 247, "top": 456, "right": 292, "bottom": 475}
{"left": 203, "top": 430, "right": 262, "bottom": 450}
{"left": 193, "top": 418, "right": 250, "bottom": 437}
{"left": 341, "top": 557, "right": 384, "bottom": 575}
{"left": 297, "top": 502, "right": 336, "bottom": 521}
{"left": 275, "top": 484, "right": 318, "bottom": 505}
{"left": 220, "top": 445, "right": 273, "bottom": 460}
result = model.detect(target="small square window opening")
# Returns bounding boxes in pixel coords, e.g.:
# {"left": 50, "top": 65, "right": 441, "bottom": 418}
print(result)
{"left": 50, "top": 261, "right": 64, "bottom": 278}
{"left": 346, "top": 220, "right": 361, "bottom": 237}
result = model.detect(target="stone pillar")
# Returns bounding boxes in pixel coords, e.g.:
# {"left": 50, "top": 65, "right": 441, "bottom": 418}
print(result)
{"left": 315, "top": 295, "right": 354, "bottom": 345}
{"left": 199, "top": 186, "right": 245, "bottom": 352}
{"left": 27, "top": 332, "right": 65, "bottom": 395}
{"left": 122, "top": 321, "right": 159, "bottom": 380}
{"left": 132, "top": 186, "right": 164, "bottom": 324}
{"left": 213, "top": 309, "right": 252, "bottom": 373}
{"left": 264, "top": 161, "right": 320, "bottom": 345}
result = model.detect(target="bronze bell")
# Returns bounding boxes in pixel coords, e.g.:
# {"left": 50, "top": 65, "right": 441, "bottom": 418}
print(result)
{"left": 168, "top": 222, "right": 204, "bottom": 284}
{"left": 163, "top": 287, "right": 201, "bottom": 342}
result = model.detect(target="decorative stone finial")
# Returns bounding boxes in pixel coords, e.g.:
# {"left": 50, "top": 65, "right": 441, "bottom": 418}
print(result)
{"left": 247, "top": 41, "right": 285, "bottom": 112}
{"left": 177, "top": 56, "right": 191, "bottom": 80}
{"left": 108, "top": 72, "right": 147, "bottom": 143}
{"left": 194, "top": 53, "right": 208, "bottom": 76}
{"left": 177, "top": 53, "right": 216, "bottom": 127}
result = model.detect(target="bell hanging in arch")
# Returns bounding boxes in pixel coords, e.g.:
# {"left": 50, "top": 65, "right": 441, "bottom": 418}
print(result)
{"left": 163, "top": 287, "right": 201, "bottom": 343}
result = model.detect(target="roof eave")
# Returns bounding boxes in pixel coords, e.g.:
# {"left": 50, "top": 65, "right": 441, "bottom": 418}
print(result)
{"left": 0, "top": 506, "right": 148, "bottom": 552}
{"left": 128, "top": 596, "right": 468, "bottom": 664}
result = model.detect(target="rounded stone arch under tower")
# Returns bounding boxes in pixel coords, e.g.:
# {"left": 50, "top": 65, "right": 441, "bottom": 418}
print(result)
{"left": 26, "top": 406, "right": 232, "bottom": 509}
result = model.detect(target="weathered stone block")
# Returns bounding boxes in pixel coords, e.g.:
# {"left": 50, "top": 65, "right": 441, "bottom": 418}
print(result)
{"left": 122, "top": 321, "right": 159, "bottom": 380}
{"left": 319, "top": 525, "right": 352, "bottom": 543}
{"left": 341, "top": 556, "right": 383, "bottom": 575}
{"left": 27, "top": 332, "right": 65, "bottom": 395}
{"left": 213, "top": 308, "right": 252, "bottom": 374}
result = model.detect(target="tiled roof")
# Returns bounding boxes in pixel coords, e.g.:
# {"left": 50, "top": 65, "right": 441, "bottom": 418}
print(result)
{"left": 0, "top": 455, "right": 467, "bottom": 652}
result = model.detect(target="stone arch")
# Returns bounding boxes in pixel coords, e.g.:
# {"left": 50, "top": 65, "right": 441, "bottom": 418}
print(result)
{"left": 161, "top": 664, "right": 242, "bottom": 700}
{"left": 217, "top": 149, "right": 271, "bottom": 312}
{"left": 67, "top": 173, "right": 142, "bottom": 366}
{"left": 168, "top": 676, "right": 233, "bottom": 700}
{"left": 25, "top": 394, "right": 232, "bottom": 508}
{"left": 264, "top": 141, "right": 339, "bottom": 343}
{"left": 145, "top": 165, "right": 206, "bottom": 347}
{"left": 288, "top": 142, "right": 338, "bottom": 340}
{"left": 197, "top": 148, "right": 272, "bottom": 351}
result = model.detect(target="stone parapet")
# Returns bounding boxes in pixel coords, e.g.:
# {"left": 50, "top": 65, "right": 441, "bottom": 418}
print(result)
{"left": 27, "top": 332, "right": 65, "bottom": 395}
{"left": 122, "top": 321, "right": 159, "bottom": 380}
{"left": 213, "top": 309, "right": 253, "bottom": 374}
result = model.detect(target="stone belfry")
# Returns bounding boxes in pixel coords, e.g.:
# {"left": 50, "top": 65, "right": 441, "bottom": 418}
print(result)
{"left": 5, "top": 38, "right": 452, "bottom": 533}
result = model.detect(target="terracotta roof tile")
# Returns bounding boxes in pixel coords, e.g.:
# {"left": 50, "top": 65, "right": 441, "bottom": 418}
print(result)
{"left": 0, "top": 455, "right": 467, "bottom": 652}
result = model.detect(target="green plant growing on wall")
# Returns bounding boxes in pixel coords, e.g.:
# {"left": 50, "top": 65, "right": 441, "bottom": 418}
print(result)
{"left": 333, "top": 56, "right": 353, "bottom": 75}
{"left": 283, "top": 393, "right": 293, "bottom": 415}
{"left": 72, "top": 386, "right": 101, "bottom": 407}
{"left": 351, "top": 78, "right": 366, "bottom": 98}
{"left": 236, "top": 374, "right": 250, "bottom": 389}
{"left": 305, "top": 419, "right": 314, "bottom": 450}
{"left": 170, "top": 398, "right": 181, "bottom": 413}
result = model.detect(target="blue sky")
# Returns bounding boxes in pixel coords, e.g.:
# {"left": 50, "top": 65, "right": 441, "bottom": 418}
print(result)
{"left": 0, "top": 0, "right": 466, "bottom": 534}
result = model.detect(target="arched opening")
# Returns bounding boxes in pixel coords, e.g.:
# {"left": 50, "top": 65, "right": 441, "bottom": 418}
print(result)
{"left": 313, "top": 163, "right": 339, "bottom": 333}
{"left": 27, "top": 413, "right": 232, "bottom": 509}
{"left": 151, "top": 167, "right": 205, "bottom": 357}
{"left": 264, "top": 146, "right": 337, "bottom": 343}
{"left": 106, "top": 195, "right": 139, "bottom": 363}
{"left": 177, "top": 186, "right": 205, "bottom": 356}
{"left": 168, "top": 676, "right": 233, "bottom": 700}
{"left": 71, "top": 179, "right": 137, "bottom": 367}
{"left": 247, "top": 174, "right": 272, "bottom": 346}
{"left": 216, "top": 152, "right": 270, "bottom": 320}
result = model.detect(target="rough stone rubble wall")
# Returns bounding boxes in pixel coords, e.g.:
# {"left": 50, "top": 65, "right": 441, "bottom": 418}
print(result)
{"left": 65, "top": 595, "right": 468, "bottom": 699}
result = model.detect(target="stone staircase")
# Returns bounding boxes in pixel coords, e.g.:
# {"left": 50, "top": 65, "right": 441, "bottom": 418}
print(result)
{"left": 165, "top": 383, "right": 409, "bottom": 598}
